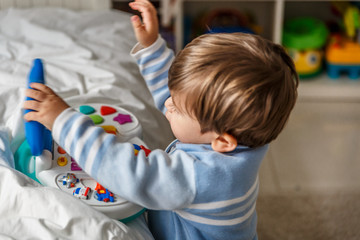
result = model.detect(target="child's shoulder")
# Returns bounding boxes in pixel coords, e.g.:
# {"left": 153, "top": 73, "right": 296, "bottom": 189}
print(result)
{"left": 174, "top": 142, "right": 268, "bottom": 162}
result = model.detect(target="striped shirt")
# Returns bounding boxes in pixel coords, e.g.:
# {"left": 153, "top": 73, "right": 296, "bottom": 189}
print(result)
{"left": 52, "top": 36, "right": 268, "bottom": 240}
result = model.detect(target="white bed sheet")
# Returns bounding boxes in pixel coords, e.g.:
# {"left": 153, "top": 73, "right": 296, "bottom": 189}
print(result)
{"left": 0, "top": 7, "right": 174, "bottom": 151}
{"left": 0, "top": 129, "right": 154, "bottom": 240}
{"left": 0, "top": 7, "right": 174, "bottom": 239}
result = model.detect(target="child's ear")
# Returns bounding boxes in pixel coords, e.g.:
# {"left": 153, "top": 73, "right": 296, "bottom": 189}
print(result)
{"left": 211, "top": 133, "right": 237, "bottom": 153}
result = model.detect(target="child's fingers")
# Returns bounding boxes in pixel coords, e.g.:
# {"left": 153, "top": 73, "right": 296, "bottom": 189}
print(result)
{"left": 29, "top": 82, "right": 55, "bottom": 95}
{"left": 23, "top": 110, "right": 39, "bottom": 122}
{"left": 25, "top": 88, "right": 47, "bottom": 102}
{"left": 24, "top": 111, "right": 41, "bottom": 122}
{"left": 23, "top": 100, "right": 41, "bottom": 112}
{"left": 129, "top": 1, "right": 158, "bottom": 31}
{"left": 129, "top": 0, "right": 148, "bottom": 10}
{"left": 131, "top": 15, "right": 144, "bottom": 31}
{"left": 129, "top": 0, "right": 158, "bottom": 47}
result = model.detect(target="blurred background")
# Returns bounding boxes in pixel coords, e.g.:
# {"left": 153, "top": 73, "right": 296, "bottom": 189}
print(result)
{"left": 113, "top": 1, "right": 360, "bottom": 239}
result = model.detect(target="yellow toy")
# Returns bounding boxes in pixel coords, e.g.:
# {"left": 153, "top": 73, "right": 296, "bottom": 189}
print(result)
{"left": 287, "top": 49, "right": 323, "bottom": 77}
{"left": 326, "top": 35, "right": 360, "bottom": 79}
{"left": 325, "top": 4, "right": 360, "bottom": 79}
{"left": 282, "top": 17, "right": 329, "bottom": 78}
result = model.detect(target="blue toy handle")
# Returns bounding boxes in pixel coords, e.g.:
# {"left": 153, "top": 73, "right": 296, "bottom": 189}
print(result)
{"left": 24, "top": 59, "right": 47, "bottom": 156}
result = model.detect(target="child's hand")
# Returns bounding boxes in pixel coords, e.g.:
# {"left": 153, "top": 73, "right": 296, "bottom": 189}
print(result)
{"left": 23, "top": 83, "right": 70, "bottom": 131}
{"left": 129, "top": 0, "right": 159, "bottom": 48}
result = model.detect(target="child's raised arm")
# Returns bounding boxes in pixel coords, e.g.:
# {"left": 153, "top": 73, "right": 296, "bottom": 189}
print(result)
{"left": 129, "top": 0, "right": 159, "bottom": 48}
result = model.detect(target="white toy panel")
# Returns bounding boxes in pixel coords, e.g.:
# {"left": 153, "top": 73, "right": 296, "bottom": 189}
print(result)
{"left": 35, "top": 104, "right": 146, "bottom": 220}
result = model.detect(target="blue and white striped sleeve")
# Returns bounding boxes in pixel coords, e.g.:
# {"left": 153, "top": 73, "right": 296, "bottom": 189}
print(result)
{"left": 131, "top": 36, "right": 174, "bottom": 114}
{"left": 52, "top": 108, "right": 196, "bottom": 210}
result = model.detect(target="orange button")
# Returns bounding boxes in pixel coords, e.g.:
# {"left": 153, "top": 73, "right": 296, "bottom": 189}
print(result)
{"left": 58, "top": 146, "right": 66, "bottom": 154}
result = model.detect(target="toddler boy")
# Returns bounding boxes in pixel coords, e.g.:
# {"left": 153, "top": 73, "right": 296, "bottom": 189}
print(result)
{"left": 24, "top": 0, "right": 298, "bottom": 239}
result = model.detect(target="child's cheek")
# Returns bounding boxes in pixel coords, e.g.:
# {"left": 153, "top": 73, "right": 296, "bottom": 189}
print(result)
{"left": 165, "top": 111, "right": 171, "bottom": 123}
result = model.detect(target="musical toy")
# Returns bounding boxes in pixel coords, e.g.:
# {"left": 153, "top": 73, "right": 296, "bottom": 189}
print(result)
{"left": 15, "top": 59, "right": 147, "bottom": 222}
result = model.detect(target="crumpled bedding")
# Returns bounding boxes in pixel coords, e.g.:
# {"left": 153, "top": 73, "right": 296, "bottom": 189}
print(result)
{"left": 0, "top": 7, "right": 174, "bottom": 239}
{"left": 0, "top": 7, "right": 173, "bottom": 152}
{"left": 0, "top": 129, "right": 153, "bottom": 239}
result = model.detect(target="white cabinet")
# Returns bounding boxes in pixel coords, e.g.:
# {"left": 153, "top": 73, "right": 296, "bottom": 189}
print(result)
{"left": 175, "top": 0, "right": 283, "bottom": 51}
{"left": 113, "top": 1, "right": 360, "bottom": 52}
{"left": 112, "top": 0, "right": 284, "bottom": 50}
{"left": 174, "top": 0, "right": 360, "bottom": 47}
{"left": 172, "top": 0, "right": 360, "bottom": 93}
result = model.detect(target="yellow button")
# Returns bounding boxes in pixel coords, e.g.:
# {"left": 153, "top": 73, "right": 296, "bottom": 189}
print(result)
{"left": 57, "top": 156, "right": 68, "bottom": 166}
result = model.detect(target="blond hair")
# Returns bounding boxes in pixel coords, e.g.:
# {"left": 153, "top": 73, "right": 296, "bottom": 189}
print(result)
{"left": 168, "top": 33, "right": 299, "bottom": 148}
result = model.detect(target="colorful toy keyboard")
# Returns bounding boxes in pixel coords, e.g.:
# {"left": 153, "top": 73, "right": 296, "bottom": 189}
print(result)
{"left": 15, "top": 104, "right": 146, "bottom": 222}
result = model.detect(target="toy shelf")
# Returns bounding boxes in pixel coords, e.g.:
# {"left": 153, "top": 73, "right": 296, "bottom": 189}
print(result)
{"left": 182, "top": 1, "right": 277, "bottom": 43}
{"left": 178, "top": 0, "right": 281, "bottom": 50}
{"left": 112, "top": 0, "right": 360, "bottom": 88}
{"left": 281, "top": 0, "right": 360, "bottom": 99}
